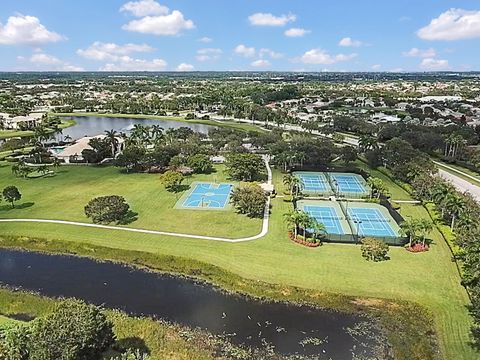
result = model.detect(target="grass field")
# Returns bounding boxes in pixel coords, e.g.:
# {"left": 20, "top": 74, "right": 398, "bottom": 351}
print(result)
{"left": 0, "top": 163, "right": 261, "bottom": 238}
{"left": 0, "top": 162, "right": 476, "bottom": 359}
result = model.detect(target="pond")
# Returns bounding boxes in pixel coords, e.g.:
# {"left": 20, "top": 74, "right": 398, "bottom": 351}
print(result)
{"left": 62, "top": 116, "right": 216, "bottom": 140}
{"left": 0, "top": 249, "right": 386, "bottom": 358}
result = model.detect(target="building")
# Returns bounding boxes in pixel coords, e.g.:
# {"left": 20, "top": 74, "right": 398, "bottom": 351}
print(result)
{"left": 53, "top": 135, "right": 125, "bottom": 163}
{"left": 0, "top": 113, "right": 44, "bottom": 130}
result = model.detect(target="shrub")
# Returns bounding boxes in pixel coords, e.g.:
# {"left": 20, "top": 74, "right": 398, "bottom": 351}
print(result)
{"left": 361, "top": 237, "right": 389, "bottom": 262}
{"left": 0, "top": 300, "right": 114, "bottom": 359}
{"left": 159, "top": 170, "right": 184, "bottom": 192}
{"left": 85, "top": 195, "right": 131, "bottom": 224}
{"left": 230, "top": 184, "right": 267, "bottom": 218}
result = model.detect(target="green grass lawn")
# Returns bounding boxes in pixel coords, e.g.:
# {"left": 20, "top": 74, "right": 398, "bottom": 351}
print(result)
{"left": 0, "top": 162, "right": 475, "bottom": 359}
{"left": 0, "top": 163, "right": 261, "bottom": 238}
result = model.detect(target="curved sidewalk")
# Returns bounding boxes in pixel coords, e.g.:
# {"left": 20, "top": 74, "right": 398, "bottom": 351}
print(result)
{"left": 0, "top": 157, "right": 273, "bottom": 243}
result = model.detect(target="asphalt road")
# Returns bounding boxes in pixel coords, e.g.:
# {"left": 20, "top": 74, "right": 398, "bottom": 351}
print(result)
{"left": 438, "top": 168, "right": 480, "bottom": 201}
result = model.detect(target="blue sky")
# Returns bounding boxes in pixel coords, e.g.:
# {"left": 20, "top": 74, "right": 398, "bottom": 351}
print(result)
{"left": 0, "top": 0, "right": 479, "bottom": 72}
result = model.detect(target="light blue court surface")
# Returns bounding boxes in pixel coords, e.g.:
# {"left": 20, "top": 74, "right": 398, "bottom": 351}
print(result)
{"left": 330, "top": 174, "right": 367, "bottom": 194}
{"left": 347, "top": 208, "right": 397, "bottom": 237}
{"left": 295, "top": 172, "right": 330, "bottom": 193}
{"left": 302, "top": 205, "right": 344, "bottom": 235}
{"left": 182, "top": 182, "right": 233, "bottom": 209}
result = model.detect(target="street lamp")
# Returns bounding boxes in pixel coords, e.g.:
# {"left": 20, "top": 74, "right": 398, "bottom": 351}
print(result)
{"left": 353, "top": 217, "right": 363, "bottom": 242}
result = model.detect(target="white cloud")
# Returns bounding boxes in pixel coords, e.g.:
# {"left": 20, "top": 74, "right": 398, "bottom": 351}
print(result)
{"left": 198, "top": 37, "right": 212, "bottom": 43}
{"left": 234, "top": 44, "right": 255, "bottom": 57}
{"left": 284, "top": 28, "right": 310, "bottom": 37}
{"left": 299, "top": 49, "right": 357, "bottom": 65}
{"left": 420, "top": 58, "right": 449, "bottom": 70}
{"left": 402, "top": 47, "right": 436, "bottom": 58}
{"left": 417, "top": 8, "right": 480, "bottom": 40}
{"left": 30, "top": 53, "right": 61, "bottom": 64}
{"left": 120, "top": 0, "right": 169, "bottom": 16}
{"left": 27, "top": 52, "right": 84, "bottom": 71}
{"left": 251, "top": 59, "right": 270, "bottom": 68}
{"left": 0, "top": 15, "right": 64, "bottom": 45}
{"left": 248, "top": 13, "right": 296, "bottom": 26}
{"left": 77, "top": 42, "right": 154, "bottom": 61}
{"left": 259, "top": 48, "right": 283, "bottom": 59}
{"left": 196, "top": 48, "right": 222, "bottom": 61}
{"left": 371, "top": 64, "right": 381, "bottom": 70}
{"left": 62, "top": 64, "right": 85, "bottom": 72}
{"left": 339, "top": 37, "right": 363, "bottom": 47}
{"left": 122, "top": 10, "right": 194, "bottom": 36}
{"left": 100, "top": 56, "right": 167, "bottom": 71}
{"left": 176, "top": 63, "right": 194, "bottom": 71}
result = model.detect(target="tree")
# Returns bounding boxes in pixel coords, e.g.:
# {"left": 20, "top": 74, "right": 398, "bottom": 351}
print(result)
{"left": 1, "top": 300, "right": 114, "bottom": 359}
{"left": 444, "top": 193, "right": 466, "bottom": 230}
{"left": 417, "top": 219, "right": 433, "bottom": 246}
{"left": 105, "top": 129, "right": 119, "bottom": 157}
{"left": 225, "top": 153, "right": 265, "bottom": 182}
{"left": 84, "top": 195, "right": 131, "bottom": 224}
{"left": 187, "top": 154, "right": 213, "bottom": 174}
{"left": 230, "top": 184, "right": 267, "bottom": 218}
{"left": 159, "top": 170, "right": 184, "bottom": 192}
{"left": 400, "top": 218, "right": 422, "bottom": 247}
{"left": 283, "top": 209, "right": 304, "bottom": 239}
{"left": 367, "top": 177, "right": 388, "bottom": 199}
{"left": 115, "top": 146, "right": 146, "bottom": 172}
{"left": 361, "top": 238, "right": 389, "bottom": 262}
{"left": 340, "top": 146, "right": 357, "bottom": 164}
{"left": 282, "top": 174, "right": 301, "bottom": 196}
{"left": 2, "top": 186, "right": 21, "bottom": 208}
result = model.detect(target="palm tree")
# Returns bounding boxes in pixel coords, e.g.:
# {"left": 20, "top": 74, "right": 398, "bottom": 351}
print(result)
{"left": 417, "top": 219, "right": 433, "bottom": 246}
{"left": 310, "top": 219, "right": 327, "bottom": 242}
{"left": 151, "top": 125, "right": 164, "bottom": 142}
{"left": 358, "top": 135, "right": 378, "bottom": 152}
{"left": 283, "top": 174, "right": 301, "bottom": 197}
{"left": 444, "top": 193, "right": 466, "bottom": 230}
{"left": 400, "top": 218, "right": 421, "bottom": 247}
{"left": 283, "top": 210, "right": 303, "bottom": 240}
{"left": 105, "top": 129, "right": 119, "bottom": 157}
{"left": 431, "top": 182, "right": 452, "bottom": 217}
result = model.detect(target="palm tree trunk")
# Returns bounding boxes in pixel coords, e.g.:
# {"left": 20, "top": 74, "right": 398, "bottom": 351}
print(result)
{"left": 451, "top": 215, "right": 455, "bottom": 230}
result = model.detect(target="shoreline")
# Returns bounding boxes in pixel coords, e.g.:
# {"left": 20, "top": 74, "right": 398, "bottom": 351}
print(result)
{"left": 0, "top": 235, "right": 439, "bottom": 360}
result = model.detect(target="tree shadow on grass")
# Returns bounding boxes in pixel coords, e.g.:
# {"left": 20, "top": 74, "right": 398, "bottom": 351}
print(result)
{"left": 110, "top": 336, "right": 150, "bottom": 355}
{"left": 0, "top": 202, "right": 35, "bottom": 211}
{"left": 173, "top": 184, "right": 191, "bottom": 193}
{"left": 117, "top": 210, "right": 139, "bottom": 225}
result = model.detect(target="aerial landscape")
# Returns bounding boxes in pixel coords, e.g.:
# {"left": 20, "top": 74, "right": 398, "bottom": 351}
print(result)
{"left": 1, "top": 1, "right": 480, "bottom": 359}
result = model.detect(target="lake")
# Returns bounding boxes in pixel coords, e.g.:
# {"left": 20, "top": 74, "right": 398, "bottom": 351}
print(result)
{"left": 0, "top": 249, "right": 386, "bottom": 358}
{"left": 62, "top": 116, "right": 216, "bottom": 140}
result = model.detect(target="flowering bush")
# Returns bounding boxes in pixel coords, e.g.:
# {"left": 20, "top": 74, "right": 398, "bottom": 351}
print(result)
{"left": 406, "top": 243, "right": 429, "bottom": 253}
{"left": 288, "top": 231, "right": 321, "bottom": 247}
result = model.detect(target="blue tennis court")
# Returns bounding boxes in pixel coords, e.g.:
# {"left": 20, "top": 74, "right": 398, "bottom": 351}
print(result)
{"left": 347, "top": 207, "right": 397, "bottom": 237}
{"left": 303, "top": 205, "right": 344, "bottom": 234}
{"left": 182, "top": 182, "right": 233, "bottom": 209}
{"left": 330, "top": 174, "right": 367, "bottom": 194}
{"left": 295, "top": 172, "right": 330, "bottom": 193}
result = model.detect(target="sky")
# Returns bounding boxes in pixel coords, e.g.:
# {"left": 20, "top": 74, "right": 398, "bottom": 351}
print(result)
{"left": 0, "top": 0, "right": 479, "bottom": 72}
